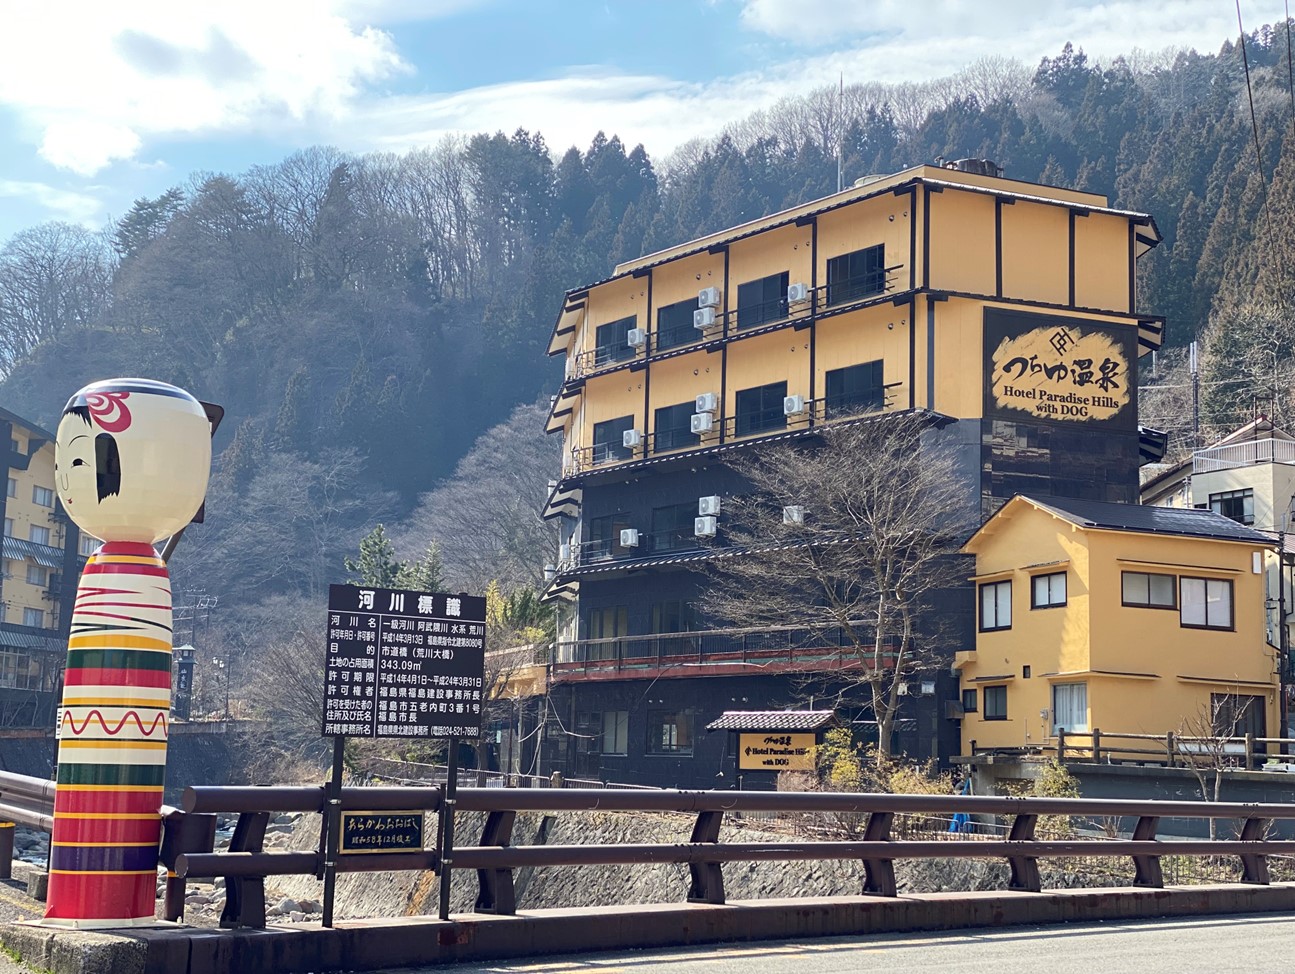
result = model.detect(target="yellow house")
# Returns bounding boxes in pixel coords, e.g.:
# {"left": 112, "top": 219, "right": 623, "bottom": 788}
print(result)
{"left": 957, "top": 495, "right": 1279, "bottom": 757}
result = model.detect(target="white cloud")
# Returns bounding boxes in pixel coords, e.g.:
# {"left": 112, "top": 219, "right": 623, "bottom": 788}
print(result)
{"left": 0, "top": 1, "right": 412, "bottom": 175}
{"left": 0, "top": 180, "right": 103, "bottom": 224}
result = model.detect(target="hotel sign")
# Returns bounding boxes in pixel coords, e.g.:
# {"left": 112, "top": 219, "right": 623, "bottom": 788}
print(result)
{"left": 984, "top": 309, "right": 1135, "bottom": 427}
{"left": 738, "top": 732, "right": 816, "bottom": 771}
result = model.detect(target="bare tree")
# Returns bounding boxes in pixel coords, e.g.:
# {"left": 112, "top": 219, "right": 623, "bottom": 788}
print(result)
{"left": 1174, "top": 693, "right": 1255, "bottom": 838}
{"left": 697, "top": 413, "right": 974, "bottom": 759}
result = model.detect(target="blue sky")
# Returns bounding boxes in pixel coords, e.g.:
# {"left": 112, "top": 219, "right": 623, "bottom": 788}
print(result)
{"left": 0, "top": 0, "right": 1248, "bottom": 243}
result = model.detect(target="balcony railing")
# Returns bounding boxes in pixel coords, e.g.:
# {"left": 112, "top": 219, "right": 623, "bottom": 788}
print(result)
{"left": 564, "top": 264, "right": 905, "bottom": 380}
{"left": 554, "top": 622, "right": 898, "bottom": 672}
{"left": 1193, "top": 438, "right": 1295, "bottom": 473}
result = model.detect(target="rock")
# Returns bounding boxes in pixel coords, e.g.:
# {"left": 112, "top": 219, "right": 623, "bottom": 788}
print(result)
{"left": 187, "top": 894, "right": 211, "bottom": 905}
{"left": 213, "top": 877, "right": 225, "bottom": 890}
{"left": 297, "top": 899, "right": 322, "bottom": 913}
{"left": 289, "top": 911, "right": 307, "bottom": 922}
{"left": 273, "top": 897, "right": 299, "bottom": 915}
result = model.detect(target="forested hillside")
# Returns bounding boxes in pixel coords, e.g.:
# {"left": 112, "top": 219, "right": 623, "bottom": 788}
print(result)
{"left": 4, "top": 28, "right": 1295, "bottom": 621}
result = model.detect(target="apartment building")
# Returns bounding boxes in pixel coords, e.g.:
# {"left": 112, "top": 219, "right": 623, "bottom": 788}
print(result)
{"left": 540, "top": 161, "right": 1163, "bottom": 786}
{"left": 0, "top": 406, "right": 84, "bottom": 727}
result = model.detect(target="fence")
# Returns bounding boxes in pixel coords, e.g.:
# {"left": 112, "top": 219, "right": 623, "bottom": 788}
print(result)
{"left": 1020, "top": 729, "right": 1295, "bottom": 768}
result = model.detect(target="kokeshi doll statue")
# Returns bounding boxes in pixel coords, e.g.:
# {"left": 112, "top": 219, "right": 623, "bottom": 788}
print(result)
{"left": 44, "top": 379, "right": 210, "bottom": 926}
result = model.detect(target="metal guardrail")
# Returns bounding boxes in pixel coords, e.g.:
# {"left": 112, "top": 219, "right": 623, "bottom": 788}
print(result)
{"left": 1193, "top": 437, "right": 1295, "bottom": 472}
{"left": 995, "top": 729, "right": 1295, "bottom": 768}
{"left": 173, "top": 784, "right": 1295, "bottom": 927}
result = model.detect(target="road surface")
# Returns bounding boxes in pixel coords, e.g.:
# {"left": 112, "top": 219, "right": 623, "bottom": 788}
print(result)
{"left": 375, "top": 914, "right": 1295, "bottom": 974}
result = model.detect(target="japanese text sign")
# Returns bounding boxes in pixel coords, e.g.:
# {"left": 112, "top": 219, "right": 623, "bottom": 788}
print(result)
{"left": 737, "top": 732, "right": 816, "bottom": 771}
{"left": 339, "top": 811, "right": 425, "bottom": 854}
{"left": 322, "top": 584, "right": 486, "bottom": 740}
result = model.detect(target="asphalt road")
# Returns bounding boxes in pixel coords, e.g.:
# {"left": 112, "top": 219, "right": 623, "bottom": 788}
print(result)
{"left": 379, "top": 914, "right": 1295, "bottom": 974}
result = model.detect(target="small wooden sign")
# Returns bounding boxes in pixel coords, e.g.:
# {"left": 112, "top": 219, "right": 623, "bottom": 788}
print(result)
{"left": 339, "top": 811, "right": 425, "bottom": 854}
{"left": 738, "top": 732, "right": 816, "bottom": 772}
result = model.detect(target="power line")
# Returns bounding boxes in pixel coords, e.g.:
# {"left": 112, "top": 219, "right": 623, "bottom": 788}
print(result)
{"left": 1236, "top": 1, "right": 1277, "bottom": 242}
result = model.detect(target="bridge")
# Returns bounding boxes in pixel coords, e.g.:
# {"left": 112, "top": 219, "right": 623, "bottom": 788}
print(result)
{"left": 4, "top": 770, "right": 1295, "bottom": 973}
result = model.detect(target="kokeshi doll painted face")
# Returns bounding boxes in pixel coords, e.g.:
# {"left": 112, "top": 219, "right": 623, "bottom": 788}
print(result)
{"left": 55, "top": 379, "right": 211, "bottom": 542}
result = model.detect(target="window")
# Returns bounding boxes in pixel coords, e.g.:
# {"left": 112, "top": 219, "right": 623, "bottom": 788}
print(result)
{"left": 648, "top": 503, "right": 697, "bottom": 553}
{"left": 28, "top": 525, "right": 49, "bottom": 545}
{"left": 1031, "top": 572, "right": 1067, "bottom": 609}
{"left": 1052, "top": 682, "right": 1088, "bottom": 733}
{"left": 5, "top": 478, "right": 13, "bottom": 498}
{"left": 586, "top": 513, "right": 634, "bottom": 560}
{"left": 591, "top": 415, "right": 635, "bottom": 465}
{"left": 961, "top": 689, "right": 978, "bottom": 713}
{"left": 1209, "top": 489, "right": 1254, "bottom": 526}
{"left": 736, "top": 271, "right": 789, "bottom": 330}
{"left": 80, "top": 535, "right": 99, "bottom": 556}
{"left": 1122, "top": 571, "right": 1176, "bottom": 608}
{"left": 650, "top": 600, "right": 698, "bottom": 634}
{"left": 824, "top": 361, "right": 884, "bottom": 418}
{"left": 656, "top": 298, "right": 699, "bottom": 351}
{"left": 983, "top": 685, "right": 1007, "bottom": 720}
{"left": 22, "top": 607, "right": 44, "bottom": 628}
{"left": 1211, "top": 693, "right": 1265, "bottom": 739}
{"left": 653, "top": 402, "right": 700, "bottom": 453}
{"left": 25, "top": 564, "right": 47, "bottom": 586}
{"left": 2, "top": 518, "right": 10, "bottom": 537}
{"left": 826, "top": 244, "right": 885, "bottom": 306}
{"left": 601, "top": 710, "right": 629, "bottom": 755}
{"left": 0, "top": 651, "right": 41, "bottom": 690}
{"left": 979, "top": 580, "right": 1012, "bottom": 631}
{"left": 32, "top": 485, "right": 54, "bottom": 508}
{"left": 593, "top": 315, "right": 637, "bottom": 367}
{"left": 584, "top": 605, "right": 628, "bottom": 661}
{"left": 646, "top": 708, "right": 694, "bottom": 755}
{"left": 1180, "top": 577, "right": 1233, "bottom": 630}
{"left": 734, "top": 381, "right": 787, "bottom": 437}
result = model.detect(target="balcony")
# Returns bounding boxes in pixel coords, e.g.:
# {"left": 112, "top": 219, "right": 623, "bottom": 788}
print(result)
{"left": 1193, "top": 438, "right": 1295, "bottom": 474}
{"left": 552, "top": 622, "right": 899, "bottom": 681}
{"left": 562, "top": 265, "right": 904, "bottom": 382}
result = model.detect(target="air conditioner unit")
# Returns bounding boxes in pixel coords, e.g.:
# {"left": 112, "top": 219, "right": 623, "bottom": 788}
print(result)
{"left": 690, "top": 412, "right": 714, "bottom": 434}
{"left": 698, "top": 286, "right": 722, "bottom": 308}
{"left": 627, "top": 328, "right": 647, "bottom": 348}
{"left": 695, "top": 515, "right": 717, "bottom": 538}
{"left": 920, "top": 680, "right": 936, "bottom": 696}
{"left": 693, "top": 307, "right": 717, "bottom": 330}
{"left": 783, "top": 395, "right": 807, "bottom": 416}
{"left": 787, "top": 282, "right": 809, "bottom": 304}
{"left": 622, "top": 428, "right": 643, "bottom": 448}
{"left": 783, "top": 505, "right": 806, "bottom": 525}
{"left": 620, "top": 528, "right": 640, "bottom": 547}
{"left": 695, "top": 392, "right": 719, "bottom": 413}
{"left": 698, "top": 495, "right": 721, "bottom": 517}
{"left": 897, "top": 682, "right": 911, "bottom": 696}
{"left": 559, "top": 543, "right": 572, "bottom": 562}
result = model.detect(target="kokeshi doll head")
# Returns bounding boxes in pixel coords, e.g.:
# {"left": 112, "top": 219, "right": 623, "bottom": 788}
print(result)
{"left": 55, "top": 379, "right": 211, "bottom": 544}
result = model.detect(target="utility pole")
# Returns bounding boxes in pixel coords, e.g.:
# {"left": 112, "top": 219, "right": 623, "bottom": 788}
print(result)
{"left": 836, "top": 72, "right": 844, "bottom": 193}
{"left": 1190, "top": 340, "right": 1200, "bottom": 449}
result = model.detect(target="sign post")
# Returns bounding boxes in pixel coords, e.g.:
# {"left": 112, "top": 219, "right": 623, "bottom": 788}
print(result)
{"left": 320, "top": 583, "right": 486, "bottom": 927}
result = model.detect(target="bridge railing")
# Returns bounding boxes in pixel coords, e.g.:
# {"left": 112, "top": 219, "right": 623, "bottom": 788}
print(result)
{"left": 173, "top": 784, "right": 1295, "bottom": 928}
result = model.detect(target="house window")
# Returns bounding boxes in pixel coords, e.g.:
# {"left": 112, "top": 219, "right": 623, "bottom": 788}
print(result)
{"left": 601, "top": 710, "right": 629, "bottom": 756}
{"left": 650, "top": 600, "right": 698, "bottom": 633}
{"left": 734, "top": 381, "right": 788, "bottom": 437}
{"left": 1052, "top": 682, "right": 1088, "bottom": 733}
{"left": 826, "top": 244, "right": 885, "bottom": 306}
{"left": 961, "top": 689, "right": 978, "bottom": 713}
{"left": 1122, "top": 571, "right": 1176, "bottom": 608}
{"left": 25, "top": 564, "right": 47, "bottom": 586}
{"left": 824, "top": 361, "right": 884, "bottom": 418}
{"left": 22, "top": 607, "right": 44, "bottom": 628}
{"left": 649, "top": 503, "right": 697, "bottom": 553}
{"left": 2, "top": 519, "right": 11, "bottom": 538}
{"left": 736, "top": 271, "right": 789, "bottom": 330}
{"left": 32, "top": 485, "right": 54, "bottom": 508}
{"left": 584, "top": 605, "right": 628, "bottom": 662}
{"left": 80, "top": 535, "right": 99, "bottom": 556}
{"left": 979, "top": 580, "right": 1012, "bottom": 631}
{"left": 1209, "top": 489, "right": 1254, "bottom": 526}
{"left": 28, "top": 525, "right": 49, "bottom": 546}
{"left": 1031, "top": 572, "right": 1067, "bottom": 609}
{"left": 0, "top": 651, "right": 41, "bottom": 690}
{"left": 656, "top": 298, "right": 699, "bottom": 351}
{"left": 1211, "top": 693, "right": 1265, "bottom": 738}
{"left": 983, "top": 685, "right": 1007, "bottom": 720}
{"left": 593, "top": 315, "right": 637, "bottom": 367}
{"left": 1180, "top": 577, "right": 1233, "bottom": 630}
{"left": 591, "top": 415, "right": 635, "bottom": 465}
{"left": 653, "top": 402, "right": 700, "bottom": 453}
{"left": 5, "top": 478, "right": 13, "bottom": 498}
{"left": 646, "top": 708, "right": 694, "bottom": 754}
{"left": 586, "top": 513, "right": 633, "bottom": 561}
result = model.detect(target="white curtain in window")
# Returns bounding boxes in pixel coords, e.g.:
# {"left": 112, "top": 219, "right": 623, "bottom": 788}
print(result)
{"left": 1052, "top": 682, "right": 1088, "bottom": 733}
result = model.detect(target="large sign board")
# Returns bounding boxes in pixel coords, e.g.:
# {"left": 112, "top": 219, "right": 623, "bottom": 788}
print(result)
{"left": 339, "top": 811, "right": 425, "bottom": 854}
{"left": 984, "top": 308, "right": 1137, "bottom": 428}
{"left": 738, "top": 732, "right": 816, "bottom": 771}
{"left": 322, "top": 584, "right": 486, "bottom": 740}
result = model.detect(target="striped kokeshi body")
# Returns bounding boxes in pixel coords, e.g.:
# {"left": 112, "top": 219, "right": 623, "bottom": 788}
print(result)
{"left": 45, "top": 541, "right": 172, "bottom": 926}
